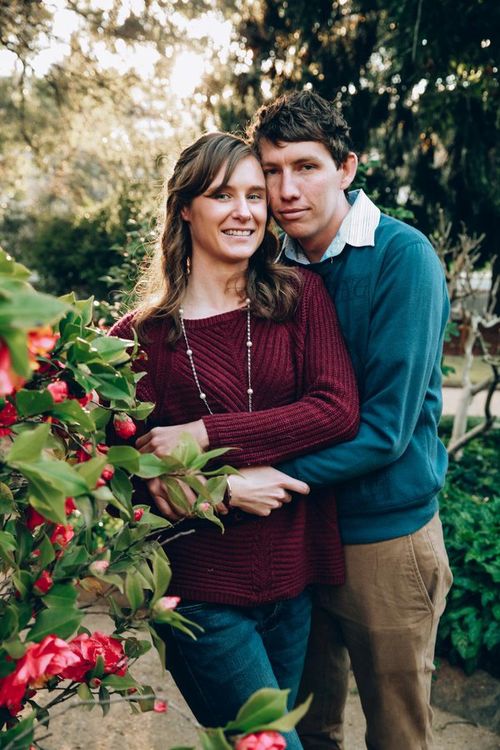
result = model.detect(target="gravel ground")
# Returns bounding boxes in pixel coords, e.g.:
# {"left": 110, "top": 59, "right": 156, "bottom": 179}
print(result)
{"left": 39, "top": 613, "right": 500, "bottom": 750}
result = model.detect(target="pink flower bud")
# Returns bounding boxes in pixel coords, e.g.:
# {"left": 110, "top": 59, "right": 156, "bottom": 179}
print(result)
{"left": 89, "top": 560, "right": 109, "bottom": 575}
{"left": 235, "top": 732, "right": 287, "bottom": 750}
{"left": 100, "top": 465, "right": 115, "bottom": 482}
{"left": 113, "top": 413, "right": 136, "bottom": 439}
{"left": 89, "top": 677, "right": 101, "bottom": 688}
{"left": 153, "top": 699, "right": 167, "bottom": 713}
{"left": 47, "top": 380, "right": 69, "bottom": 403}
{"left": 199, "top": 502, "right": 211, "bottom": 512}
{"left": 154, "top": 596, "right": 180, "bottom": 613}
{"left": 133, "top": 508, "right": 144, "bottom": 522}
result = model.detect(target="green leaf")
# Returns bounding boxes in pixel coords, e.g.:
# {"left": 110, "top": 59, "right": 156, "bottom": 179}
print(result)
{"left": 199, "top": 728, "right": 233, "bottom": 750}
{"left": 77, "top": 681, "right": 95, "bottom": 710}
{"left": 18, "top": 457, "right": 89, "bottom": 497}
{"left": 3, "top": 638, "right": 27, "bottom": 659}
{"left": 36, "top": 533, "right": 55, "bottom": 568}
{"left": 190, "top": 447, "right": 231, "bottom": 471}
{"left": 75, "top": 454, "right": 108, "bottom": 490}
{"left": 224, "top": 688, "right": 289, "bottom": 732}
{"left": 0, "top": 481, "right": 14, "bottom": 513}
{"left": 101, "top": 672, "right": 139, "bottom": 691}
{"left": 42, "top": 583, "right": 78, "bottom": 609}
{"left": 0, "top": 530, "right": 16, "bottom": 554}
{"left": 127, "top": 401, "right": 155, "bottom": 420}
{"left": 91, "top": 335, "right": 132, "bottom": 364}
{"left": 15, "top": 388, "right": 54, "bottom": 417}
{"left": 107, "top": 445, "right": 140, "bottom": 473}
{"left": 151, "top": 547, "right": 172, "bottom": 605}
{"left": 171, "top": 432, "right": 203, "bottom": 466}
{"left": 6, "top": 422, "right": 50, "bottom": 463}
{"left": 0, "top": 605, "right": 18, "bottom": 641}
{"left": 254, "top": 694, "right": 313, "bottom": 733}
{"left": 148, "top": 624, "right": 166, "bottom": 671}
{"left": 51, "top": 399, "right": 95, "bottom": 430}
{"left": 125, "top": 570, "right": 144, "bottom": 611}
{"left": 99, "top": 684, "right": 111, "bottom": 717}
{"left": 28, "top": 487, "right": 67, "bottom": 525}
{"left": 110, "top": 468, "right": 133, "bottom": 507}
{"left": 136, "top": 452, "right": 181, "bottom": 478}
{"left": 27, "top": 606, "right": 84, "bottom": 641}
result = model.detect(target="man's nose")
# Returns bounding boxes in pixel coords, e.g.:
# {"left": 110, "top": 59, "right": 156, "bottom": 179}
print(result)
{"left": 280, "top": 172, "right": 300, "bottom": 201}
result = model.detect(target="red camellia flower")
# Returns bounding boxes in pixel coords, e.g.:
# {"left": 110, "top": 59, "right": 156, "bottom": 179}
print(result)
{"left": 47, "top": 379, "right": 69, "bottom": 403}
{"left": 153, "top": 699, "right": 168, "bottom": 713}
{"left": 50, "top": 524, "right": 74, "bottom": 547}
{"left": 0, "top": 400, "right": 17, "bottom": 436}
{"left": 113, "top": 413, "right": 136, "bottom": 439}
{"left": 33, "top": 570, "right": 53, "bottom": 595}
{"left": 235, "top": 732, "right": 287, "bottom": 750}
{"left": 0, "top": 635, "right": 80, "bottom": 715}
{"left": 60, "top": 631, "right": 127, "bottom": 683}
{"left": 26, "top": 506, "right": 48, "bottom": 531}
{"left": 0, "top": 340, "right": 25, "bottom": 396}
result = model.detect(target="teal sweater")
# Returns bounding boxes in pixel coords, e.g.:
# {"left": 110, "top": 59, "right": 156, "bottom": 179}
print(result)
{"left": 279, "top": 211, "right": 450, "bottom": 544}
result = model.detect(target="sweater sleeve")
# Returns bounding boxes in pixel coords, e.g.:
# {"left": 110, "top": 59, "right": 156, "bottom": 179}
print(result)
{"left": 279, "top": 240, "right": 449, "bottom": 485}
{"left": 202, "top": 273, "right": 359, "bottom": 467}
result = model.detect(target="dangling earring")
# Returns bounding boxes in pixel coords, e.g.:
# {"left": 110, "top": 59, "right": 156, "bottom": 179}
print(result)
{"left": 186, "top": 256, "right": 191, "bottom": 275}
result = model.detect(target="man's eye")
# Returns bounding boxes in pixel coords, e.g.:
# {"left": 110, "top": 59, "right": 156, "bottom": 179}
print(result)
{"left": 263, "top": 169, "right": 278, "bottom": 176}
{"left": 301, "top": 164, "right": 315, "bottom": 171}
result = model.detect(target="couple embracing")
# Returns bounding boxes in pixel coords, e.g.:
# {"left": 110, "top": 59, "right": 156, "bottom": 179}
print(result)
{"left": 110, "top": 91, "right": 453, "bottom": 750}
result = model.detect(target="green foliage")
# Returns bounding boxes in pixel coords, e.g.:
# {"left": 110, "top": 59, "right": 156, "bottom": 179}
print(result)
{"left": 437, "top": 420, "right": 500, "bottom": 675}
{"left": 0, "top": 247, "right": 262, "bottom": 746}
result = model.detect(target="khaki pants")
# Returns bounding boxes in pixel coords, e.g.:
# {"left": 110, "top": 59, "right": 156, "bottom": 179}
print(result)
{"left": 298, "top": 513, "right": 453, "bottom": 750}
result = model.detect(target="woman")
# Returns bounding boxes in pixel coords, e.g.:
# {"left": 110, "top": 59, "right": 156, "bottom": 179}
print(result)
{"left": 110, "top": 132, "right": 359, "bottom": 743}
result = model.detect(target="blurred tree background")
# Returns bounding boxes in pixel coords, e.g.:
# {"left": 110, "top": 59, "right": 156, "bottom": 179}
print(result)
{"left": 0, "top": 0, "right": 498, "bottom": 302}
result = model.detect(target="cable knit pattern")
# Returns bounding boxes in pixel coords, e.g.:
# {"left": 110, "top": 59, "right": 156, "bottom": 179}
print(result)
{"left": 109, "top": 269, "right": 359, "bottom": 605}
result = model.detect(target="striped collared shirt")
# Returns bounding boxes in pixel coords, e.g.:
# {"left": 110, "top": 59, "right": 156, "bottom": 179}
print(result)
{"left": 282, "top": 189, "right": 381, "bottom": 264}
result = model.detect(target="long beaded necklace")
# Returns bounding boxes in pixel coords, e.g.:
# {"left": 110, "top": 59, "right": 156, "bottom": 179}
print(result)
{"left": 178, "top": 298, "right": 253, "bottom": 415}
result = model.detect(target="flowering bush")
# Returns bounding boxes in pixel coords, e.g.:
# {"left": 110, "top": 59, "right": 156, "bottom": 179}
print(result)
{"left": 0, "top": 249, "right": 308, "bottom": 749}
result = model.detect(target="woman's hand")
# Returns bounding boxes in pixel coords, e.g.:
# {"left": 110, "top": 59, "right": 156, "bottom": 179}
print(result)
{"left": 136, "top": 420, "right": 209, "bottom": 457}
{"left": 227, "top": 466, "right": 310, "bottom": 517}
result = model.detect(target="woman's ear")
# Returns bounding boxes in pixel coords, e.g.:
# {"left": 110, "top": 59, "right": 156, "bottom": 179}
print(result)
{"left": 180, "top": 206, "right": 190, "bottom": 222}
{"left": 340, "top": 152, "right": 358, "bottom": 191}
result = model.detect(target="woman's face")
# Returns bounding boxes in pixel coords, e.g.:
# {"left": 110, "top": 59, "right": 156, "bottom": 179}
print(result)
{"left": 181, "top": 155, "right": 268, "bottom": 269}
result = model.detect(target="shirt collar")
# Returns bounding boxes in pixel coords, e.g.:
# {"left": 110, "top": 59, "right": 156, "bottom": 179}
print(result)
{"left": 282, "top": 189, "right": 381, "bottom": 265}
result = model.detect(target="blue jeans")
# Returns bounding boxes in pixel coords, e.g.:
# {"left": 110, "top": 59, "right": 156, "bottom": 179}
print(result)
{"left": 158, "top": 592, "right": 312, "bottom": 750}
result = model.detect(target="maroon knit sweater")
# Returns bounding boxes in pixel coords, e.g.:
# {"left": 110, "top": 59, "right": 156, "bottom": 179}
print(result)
{"left": 110, "top": 270, "right": 359, "bottom": 606}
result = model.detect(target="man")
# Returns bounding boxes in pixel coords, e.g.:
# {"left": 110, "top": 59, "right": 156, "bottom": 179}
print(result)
{"left": 141, "top": 90, "right": 452, "bottom": 749}
{"left": 232, "top": 90, "right": 452, "bottom": 749}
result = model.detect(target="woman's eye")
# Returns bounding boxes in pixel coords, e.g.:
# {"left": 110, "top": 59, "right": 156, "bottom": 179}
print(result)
{"left": 248, "top": 193, "right": 264, "bottom": 201}
{"left": 213, "top": 193, "right": 230, "bottom": 200}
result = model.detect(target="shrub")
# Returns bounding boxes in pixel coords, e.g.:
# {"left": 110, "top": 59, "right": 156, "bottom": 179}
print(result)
{"left": 437, "top": 419, "right": 500, "bottom": 675}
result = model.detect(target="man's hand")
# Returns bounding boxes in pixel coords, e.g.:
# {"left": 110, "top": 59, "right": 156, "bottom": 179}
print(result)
{"left": 228, "top": 466, "right": 310, "bottom": 517}
{"left": 136, "top": 420, "right": 209, "bottom": 457}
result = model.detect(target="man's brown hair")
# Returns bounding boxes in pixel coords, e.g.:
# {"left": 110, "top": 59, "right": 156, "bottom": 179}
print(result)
{"left": 248, "top": 90, "right": 354, "bottom": 168}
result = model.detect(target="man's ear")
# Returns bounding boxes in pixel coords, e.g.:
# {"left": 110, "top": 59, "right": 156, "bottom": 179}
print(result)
{"left": 340, "top": 152, "right": 358, "bottom": 190}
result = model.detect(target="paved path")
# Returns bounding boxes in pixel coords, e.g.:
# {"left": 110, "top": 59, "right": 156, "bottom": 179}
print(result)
{"left": 43, "top": 613, "right": 500, "bottom": 750}
{"left": 442, "top": 386, "right": 500, "bottom": 416}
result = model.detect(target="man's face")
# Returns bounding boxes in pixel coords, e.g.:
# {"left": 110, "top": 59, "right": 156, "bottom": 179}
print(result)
{"left": 259, "top": 139, "right": 357, "bottom": 259}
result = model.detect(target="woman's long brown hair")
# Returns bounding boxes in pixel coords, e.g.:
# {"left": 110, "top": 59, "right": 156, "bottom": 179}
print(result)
{"left": 133, "top": 132, "right": 301, "bottom": 344}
